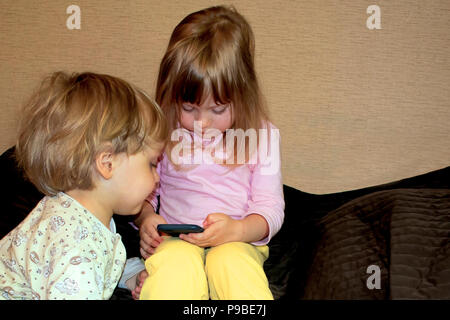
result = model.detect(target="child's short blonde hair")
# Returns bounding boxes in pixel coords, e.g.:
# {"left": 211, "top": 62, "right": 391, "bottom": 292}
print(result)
{"left": 16, "top": 71, "right": 168, "bottom": 195}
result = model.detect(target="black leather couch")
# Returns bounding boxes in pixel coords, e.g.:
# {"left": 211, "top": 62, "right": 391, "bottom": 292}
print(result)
{"left": 1, "top": 146, "right": 449, "bottom": 299}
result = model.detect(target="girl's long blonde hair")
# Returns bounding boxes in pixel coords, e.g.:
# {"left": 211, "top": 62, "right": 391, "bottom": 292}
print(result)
{"left": 156, "top": 5, "right": 270, "bottom": 165}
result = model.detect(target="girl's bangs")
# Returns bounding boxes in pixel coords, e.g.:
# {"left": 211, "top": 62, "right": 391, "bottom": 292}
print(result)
{"left": 174, "top": 63, "right": 233, "bottom": 106}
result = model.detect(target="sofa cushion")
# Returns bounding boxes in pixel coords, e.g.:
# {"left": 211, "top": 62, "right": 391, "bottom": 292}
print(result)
{"left": 265, "top": 166, "right": 450, "bottom": 299}
{"left": 302, "top": 188, "right": 450, "bottom": 299}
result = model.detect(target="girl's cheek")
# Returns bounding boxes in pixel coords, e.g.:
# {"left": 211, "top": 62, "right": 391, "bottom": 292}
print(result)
{"left": 180, "top": 114, "right": 193, "bottom": 130}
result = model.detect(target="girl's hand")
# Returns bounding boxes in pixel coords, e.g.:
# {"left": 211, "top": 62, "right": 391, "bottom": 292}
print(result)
{"left": 179, "top": 213, "right": 244, "bottom": 247}
{"left": 138, "top": 206, "right": 167, "bottom": 259}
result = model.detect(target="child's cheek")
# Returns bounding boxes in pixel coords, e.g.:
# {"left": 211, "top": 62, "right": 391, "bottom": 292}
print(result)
{"left": 180, "top": 113, "right": 194, "bottom": 131}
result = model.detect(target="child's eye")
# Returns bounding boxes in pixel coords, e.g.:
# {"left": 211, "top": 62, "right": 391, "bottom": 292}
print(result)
{"left": 182, "top": 104, "right": 195, "bottom": 112}
{"left": 212, "top": 105, "right": 228, "bottom": 114}
{"left": 150, "top": 162, "right": 157, "bottom": 169}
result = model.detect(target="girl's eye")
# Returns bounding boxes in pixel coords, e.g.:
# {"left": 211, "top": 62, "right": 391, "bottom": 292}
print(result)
{"left": 150, "top": 162, "right": 157, "bottom": 169}
{"left": 212, "top": 105, "right": 228, "bottom": 114}
{"left": 182, "top": 104, "right": 195, "bottom": 112}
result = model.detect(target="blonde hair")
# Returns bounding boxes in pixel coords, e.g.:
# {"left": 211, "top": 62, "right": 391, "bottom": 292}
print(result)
{"left": 16, "top": 71, "right": 168, "bottom": 195}
{"left": 156, "top": 5, "right": 270, "bottom": 164}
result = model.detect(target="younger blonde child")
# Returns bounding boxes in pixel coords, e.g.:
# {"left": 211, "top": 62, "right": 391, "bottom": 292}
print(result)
{"left": 0, "top": 71, "right": 167, "bottom": 299}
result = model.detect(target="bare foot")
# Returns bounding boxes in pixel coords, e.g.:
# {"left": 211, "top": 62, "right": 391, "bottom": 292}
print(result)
{"left": 131, "top": 269, "right": 149, "bottom": 300}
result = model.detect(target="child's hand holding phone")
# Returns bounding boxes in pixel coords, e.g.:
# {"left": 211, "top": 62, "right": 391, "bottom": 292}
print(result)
{"left": 138, "top": 202, "right": 167, "bottom": 259}
{"left": 179, "top": 213, "right": 243, "bottom": 247}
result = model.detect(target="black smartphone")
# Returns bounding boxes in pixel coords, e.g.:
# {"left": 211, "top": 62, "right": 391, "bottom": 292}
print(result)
{"left": 157, "top": 224, "right": 204, "bottom": 237}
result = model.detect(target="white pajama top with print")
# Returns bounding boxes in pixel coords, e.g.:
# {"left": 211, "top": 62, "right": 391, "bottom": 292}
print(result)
{"left": 0, "top": 192, "right": 126, "bottom": 300}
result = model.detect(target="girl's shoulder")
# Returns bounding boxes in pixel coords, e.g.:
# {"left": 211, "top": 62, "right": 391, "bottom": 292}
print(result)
{"left": 258, "top": 120, "right": 280, "bottom": 135}
{"left": 261, "top": 120, "right": 278, "bottom": 129}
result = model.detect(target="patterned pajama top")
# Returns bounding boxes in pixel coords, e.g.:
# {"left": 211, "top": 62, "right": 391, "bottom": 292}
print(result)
{"left": 0, "top": 192, "right": 126, "bottom": 300}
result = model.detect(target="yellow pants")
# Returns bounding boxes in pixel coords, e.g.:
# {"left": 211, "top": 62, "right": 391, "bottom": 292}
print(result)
{"left": 139, "top": 237, "right": 273, "bottom": 300}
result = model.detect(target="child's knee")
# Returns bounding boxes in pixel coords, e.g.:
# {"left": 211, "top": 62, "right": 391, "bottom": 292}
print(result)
{"left": 146, "top": 237, "right": 204, "bottom": 266}
{"left": 205, "top": 242, "right": 261, "bottom": 274}
{"left": 141, "top": 238, "right": 208, "bottom": 299}
{"left": 205, "top": 242, "right": 272, "bottom": 300}
{"left": 207, "top": 242, "right": 265, "bottom": 268}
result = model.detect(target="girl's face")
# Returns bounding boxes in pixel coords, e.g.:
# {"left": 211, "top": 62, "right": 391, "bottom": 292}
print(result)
{"left": 180, "top": 94, "right": 233, "bottom": 134}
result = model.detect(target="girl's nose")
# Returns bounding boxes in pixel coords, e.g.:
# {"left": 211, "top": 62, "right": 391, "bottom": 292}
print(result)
{"left": 199, "top": 112, "right": 211, "bottom": 130}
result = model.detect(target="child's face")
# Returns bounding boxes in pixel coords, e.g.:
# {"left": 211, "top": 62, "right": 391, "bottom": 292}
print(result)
{"left": 109, "top": 147, "right": 161, "bottom": 215}
{"left": 180, "top": 94, "right": 233, "bottom": 134}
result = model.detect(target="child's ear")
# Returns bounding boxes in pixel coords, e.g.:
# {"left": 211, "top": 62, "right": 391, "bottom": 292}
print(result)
{"left": 95, "top": 150, "right": 114, "bottom": 180}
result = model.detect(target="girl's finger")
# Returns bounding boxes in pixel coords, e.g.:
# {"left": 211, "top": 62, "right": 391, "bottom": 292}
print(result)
{"left": 139, "top": 229, "right": 153, "bottom": 246}
{"left": 149, "top": 227, "right": 164, "bottom": 243}
{"left": 140, "top": 247, "right": 150, "bottom": 259}
{"left": 139, "top": 238, "right": 151, "bottom": 251}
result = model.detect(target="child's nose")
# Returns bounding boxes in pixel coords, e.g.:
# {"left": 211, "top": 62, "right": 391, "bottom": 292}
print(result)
{"left": 198, "top": 112, "right": 211, "bottom": 130}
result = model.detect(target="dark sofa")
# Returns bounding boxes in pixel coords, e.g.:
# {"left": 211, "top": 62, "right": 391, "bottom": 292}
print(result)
{"left": 1, "top": 146, "right": 449, "bottom": 299}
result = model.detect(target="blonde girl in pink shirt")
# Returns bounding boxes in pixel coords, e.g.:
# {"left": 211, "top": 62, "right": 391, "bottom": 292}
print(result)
{"left": 134, "top": 5, "right": 285, "bottom": 300}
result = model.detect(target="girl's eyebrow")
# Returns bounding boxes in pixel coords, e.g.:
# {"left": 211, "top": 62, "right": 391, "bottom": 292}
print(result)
{"left": 183, "top": 102, "right": 228, "bottom": 109}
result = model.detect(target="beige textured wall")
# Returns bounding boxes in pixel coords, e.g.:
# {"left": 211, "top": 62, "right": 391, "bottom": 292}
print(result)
{"left": 1, "top": 0, "right": 449, "bottom": 194}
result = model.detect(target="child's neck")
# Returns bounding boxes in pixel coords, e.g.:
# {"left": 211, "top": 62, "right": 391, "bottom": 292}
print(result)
{"left": 65, "top": 188, "right": 114, "bottom": 230}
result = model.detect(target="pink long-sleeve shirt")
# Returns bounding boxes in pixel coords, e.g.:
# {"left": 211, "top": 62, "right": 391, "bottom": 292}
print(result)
{"left": 146, "top": 123, "right": 285, "bottom": 245}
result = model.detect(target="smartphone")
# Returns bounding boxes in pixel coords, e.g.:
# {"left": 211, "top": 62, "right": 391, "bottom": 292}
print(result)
{"left": 157, "top": 224, "right": 204, "bottom": 237}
